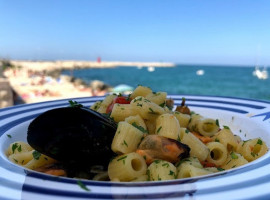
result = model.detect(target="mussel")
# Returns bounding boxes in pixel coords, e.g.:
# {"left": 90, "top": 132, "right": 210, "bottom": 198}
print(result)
{"left": 136, "top": 135, "right": 190, "bottom": 165}
{"left": 27, "top": 106, "right": 117, "bottom": 168}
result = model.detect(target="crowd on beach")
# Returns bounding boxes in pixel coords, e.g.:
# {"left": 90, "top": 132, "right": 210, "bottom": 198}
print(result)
{"left": 3, "top": 67, "right": 112, "bottom": 104}
{"left": 1, "top": 59, "right": 171, "bottom": 105}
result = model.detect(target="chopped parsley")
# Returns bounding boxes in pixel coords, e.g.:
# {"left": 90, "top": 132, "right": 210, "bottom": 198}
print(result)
{"left": 257, "top": 138, "right": 263, "bottom": 145}
{"left": 169, "top": 170, "right": 175, "bottom": 176}
{"left": 226, "top": 160, "right": 232, "bottom": 165}
{"left": 157, "top": 126, "right": 162, "bottom": 133}
{"left": 162, "top": 163, "right": 169, "bottom": 168}
{"left": 153, "top": 160, "right": 161, "bottom": 164}
{"left": 7, "top": 134, "right": 12, "bottom": 138}
{"left": 17, "top": 145, "right": 22, "bottom": 152}
{"left": 133, "top": 97, "right": 142, "bottom": 103}
{"left": 144, "top": 99, "right": 151, "bottom": 103}
{"left": 185, "top": 129, "right": 189, "bottom": 134}
{"left": 68, "top": 100, "right": 83, "bottom": 108}
{"left": 223, "top": 125, "right": 230, "bottom": 130}
{"left": 117, "top": 155, "right": 127, "bottom": 164}
{"left": 148, "top": 108, "right": 157, "bottom": 114}
{"left": 132, "top": 122, "right": 148, "bottom": 133}
{"left": 159, "top": 102, "right": 166, "bottom": 108}
{"left": 230, "top": 152, "right": 238, "bottom": 159}
{"left": 13, "top": 158, "right": 18, "bottom": 163}
{"left": 77, "top": 180, "right": 90, "bottom": 192}
{"left": 215, "top": 119, "right": 220, "bottom": 126}
{"left": 217, "top": 167, "right": 225, "bottom": 171}
{"left": 215, "top": 138, "right": 220, "bottom": 142}
{"left": 123, "top": 140, "right": 128, "bottom": 147}
{"left": 242, "top": 139, "right": 250, "bottom": 147}
{"left": 32, "top": 150, "right": 42, "bottom": 160}
{"left": 126, "top": 94, "right": 132, "bottom": 101}
{"left": 251, "top": 152, "right": 257, "bottom": 157}
{"left": 12, "top": 143, "right": 18, "bottom": 154}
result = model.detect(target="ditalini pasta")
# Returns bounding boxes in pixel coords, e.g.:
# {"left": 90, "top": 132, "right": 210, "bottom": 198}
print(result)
{"left": 6, "top": 85, "right": 269, "bottom": 182}
{"left": 108, "top": 152, "right": 147, "bottom": 181}
{"left": 6, "top": 141, "right": 56, "bottom": 170}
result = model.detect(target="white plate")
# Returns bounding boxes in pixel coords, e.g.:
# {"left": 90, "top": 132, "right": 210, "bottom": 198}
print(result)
{"left": 1, "top": 95, "right": 270, "bottom": 200}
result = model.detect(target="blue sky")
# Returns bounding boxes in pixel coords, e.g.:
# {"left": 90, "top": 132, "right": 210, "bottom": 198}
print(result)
{"left": 0, "top": 0, "right": 270, "bottom": 66}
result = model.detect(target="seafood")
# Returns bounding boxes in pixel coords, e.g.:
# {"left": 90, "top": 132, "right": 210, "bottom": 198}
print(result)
{"left": 136, "top": 135, "right": 190, "bottom": 165}
{"left": 27, "top": 106, "right": 117, "bottom": 168}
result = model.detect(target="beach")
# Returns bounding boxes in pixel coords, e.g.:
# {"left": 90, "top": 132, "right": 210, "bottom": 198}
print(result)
{"left": 1, "top": 60, "right": 270, "bottom": 108}
{"left": 0, "top": 60, "right": 175, "bottom": 106}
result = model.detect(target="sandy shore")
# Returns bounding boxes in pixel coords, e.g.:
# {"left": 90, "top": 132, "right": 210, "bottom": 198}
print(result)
{"left": 5, "top": 69, "right": 98, "bottom": 104}
{"left": 11, "top": 60, "right": 175, "bottom": 72}
{"left": 3, "top": 60, "right": 174, "bottom": 105}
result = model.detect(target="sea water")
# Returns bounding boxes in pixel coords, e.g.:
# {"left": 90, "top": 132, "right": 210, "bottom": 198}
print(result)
{"left": 62, "top": 65, "right": 270, "bottom": 101}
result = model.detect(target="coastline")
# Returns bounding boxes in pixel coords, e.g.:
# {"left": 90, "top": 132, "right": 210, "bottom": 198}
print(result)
{"left": 2, "top": 60, "right": 174, "bottom": 106}
{"left": 10, "top": 60, "right": 175, "bottom": 72}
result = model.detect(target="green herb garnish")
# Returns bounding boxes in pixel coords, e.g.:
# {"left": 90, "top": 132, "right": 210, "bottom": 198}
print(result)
{"left": 257, "top": 138, "right": 263, "bottom": 145}
{"left": 137, "top": 103, "right": 143, "bottom": 107}
{"left": 223, "top": 125, "right": 230, "bottom": 130}
{"left": 17, "top": 145, "right": 22, "bottom": 152}
{"left": 68, "top": 100, "right": 83, "bottom": 108}
{"left": 162, "top": 163, "right": 169, "bottom": 168}
{"left": 217, "top": 167, "right": 225, "bottom": 171}
{"left": 132, "top": 122, "right": 148, "bottom": 133}
{"left": 123, "top": 140, "right": 128, "bottom": 147}
{"left": 153, "top": 160, "right": 161, "bottom": 164}
{"left": 77, "top": 180, "right": 90, "bottom": 191}
{"left": 157, "top": 126, "right": 162, "bottom": 133}
{"left": 148, "top": 107, "right": 157, "bottom": 114}
{"left": 169, "top": 170, "right": 175, "bottom": 176}
{"left": 117, "top": 155, "right": 127, "bottom": 164}
{"left": 230, "top": 152, "right": 238, "bottom": 159}
{"left": 251, "top": 152, "right": 256, "bottom": 157}
{"left": 12, "top": 143, "right": 18, "bottom": 154}
{"left": 159, "top": 102, "right": 166, "bottom": 108}
{"left": 32, "top": 150, "right": 41, "bottom": 160}
{"left": 215, "top": 119, "right": 220, "bottom": 126}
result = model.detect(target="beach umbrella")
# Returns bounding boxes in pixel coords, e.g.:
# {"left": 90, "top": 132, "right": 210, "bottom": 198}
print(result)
{"left": 112, "top": 84, "right": 134, "bottom": 93}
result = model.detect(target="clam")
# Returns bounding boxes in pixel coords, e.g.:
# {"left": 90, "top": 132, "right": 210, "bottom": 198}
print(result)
{"left": 27, "top": 106, "right": 117, "bottom": 168}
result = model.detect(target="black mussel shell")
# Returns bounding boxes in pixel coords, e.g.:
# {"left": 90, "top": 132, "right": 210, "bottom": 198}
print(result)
{"left": 27, "top": 107, "right": 117, "bottom": 167}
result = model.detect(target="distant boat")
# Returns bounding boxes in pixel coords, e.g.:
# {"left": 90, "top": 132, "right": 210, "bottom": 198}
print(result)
{"left": 253, "top": 66, "right": 268, "bottom": 80}
{"left": 196, "top": 69, "right": 204, "bottom": 76}
{"left": 147, "top": 66, "right": 155, "bottom": 72}
{"left": 137, "top": 65, "right": 143, "bottom": 69}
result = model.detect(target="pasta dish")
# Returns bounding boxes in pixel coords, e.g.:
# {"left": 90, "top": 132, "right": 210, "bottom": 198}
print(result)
{"left": 6, "top": 85, "right": 268, "bottom": 182}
